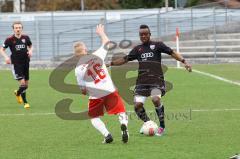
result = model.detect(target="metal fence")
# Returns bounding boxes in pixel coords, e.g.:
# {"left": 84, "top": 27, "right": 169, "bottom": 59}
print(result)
{"left": 0, "top": 0, "right": 240, "bottom": 62}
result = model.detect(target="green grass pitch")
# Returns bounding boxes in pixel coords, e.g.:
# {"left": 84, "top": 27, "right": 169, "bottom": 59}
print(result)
{"left": 0, "top": 64, "right": 240, "bottom": 159}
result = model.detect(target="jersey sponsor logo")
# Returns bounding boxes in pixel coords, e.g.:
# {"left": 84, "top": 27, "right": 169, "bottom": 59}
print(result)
{"left": 141, "top": 52, "right": 154, "bottom": 59}
{"left": 150, "top": 45, "right": 155, "bottom": 50}
{"left": 15, "top": 44, "right": 26, "bottom": 50}
{"left": 21, "top": 39, "right": 26, "bottom": 43}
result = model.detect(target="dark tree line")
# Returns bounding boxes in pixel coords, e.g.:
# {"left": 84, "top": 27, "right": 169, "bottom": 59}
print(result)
{"left": 0, "top": 0, "right": 202, "bottom": 12}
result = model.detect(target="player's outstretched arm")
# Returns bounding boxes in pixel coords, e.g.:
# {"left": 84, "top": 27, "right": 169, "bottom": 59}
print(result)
{"left": 96, "top": 24, "right": 109, "bottom": 45}
{"left": 80, "top": 86, "right": 87, "bottom": 95}
{"left": 0, "top": 47, "right": 11, "bottom": 64}
{"left": 106, "top": 57, "right": 128, "bottom": 67}
{"left": 95, "top": 23, "right": 128, "bottom": 66}
{"left": 171, "top": 51, "right": 192, "bottom": 72}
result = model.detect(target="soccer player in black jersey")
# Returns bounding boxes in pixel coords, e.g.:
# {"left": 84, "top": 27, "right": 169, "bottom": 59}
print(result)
{"left": 108, "top": 24, "right": 192, "bottom": 136}
{"left": 0, "top": 21, "right": 33, "bottom": 109}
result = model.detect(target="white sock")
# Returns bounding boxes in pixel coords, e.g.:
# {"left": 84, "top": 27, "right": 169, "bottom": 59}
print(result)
{"left": 118, "top": 112, "right": 128, "bottom": 126}
{"left": 91, "top": 118, "right": 110, "bottom": 137}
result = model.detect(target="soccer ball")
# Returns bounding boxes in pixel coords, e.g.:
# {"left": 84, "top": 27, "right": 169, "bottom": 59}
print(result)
{"left": 142, "top": 120, "right": 158, "bottom": 136}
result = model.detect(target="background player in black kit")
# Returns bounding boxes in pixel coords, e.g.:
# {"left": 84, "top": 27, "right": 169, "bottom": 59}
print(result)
{"left": 108, "top": 24, "right": 192, "bottom": 136}
{"left": 0, "top": 21, "right": 33, "bottom": 109}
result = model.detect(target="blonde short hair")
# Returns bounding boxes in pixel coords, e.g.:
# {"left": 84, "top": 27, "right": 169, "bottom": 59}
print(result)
{"left": 73, "top": 41, "right": 86, "bottom": 56}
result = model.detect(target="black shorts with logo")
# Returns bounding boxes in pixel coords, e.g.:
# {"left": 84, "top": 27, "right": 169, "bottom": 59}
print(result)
{"left": 12, "top": 62, "right": 29, "bottom": 80}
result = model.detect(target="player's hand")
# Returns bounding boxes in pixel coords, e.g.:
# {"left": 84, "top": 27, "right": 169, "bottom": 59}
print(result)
{"left": 81, "top": 89, "right": 87, "bottom": 95}
{"left": 184, "top": 63, "right": 192, "bottom": 72}
{"left": 5, "top": 57, "right": 11, "bottom": 64}
{"left": 106, "top": 63, "right": 111, "bottom": 67}
{"left": 27, "top": 50, "right": 32, "bottom": 58}
{"left": 96, "top": 24, "right": 105, "bottom": 36}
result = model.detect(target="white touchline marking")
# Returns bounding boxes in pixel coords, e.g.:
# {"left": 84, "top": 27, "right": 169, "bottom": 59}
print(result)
{"left": 1, "top": 109, "right": 240, "bottom": 117}
{"left": 193, "top": 69, "right": 240, "bottom": 86}
{"left": 191, "top": 108, "right": 240, "bottom": 112}
{"left": 127, "top": 109, "right": 240, "bottom": 113}
{"left": 172, "top": 67, "right": 240, "bottom": 87}
{"left": 0, "top": 112, "right": 55, "bottom": 116}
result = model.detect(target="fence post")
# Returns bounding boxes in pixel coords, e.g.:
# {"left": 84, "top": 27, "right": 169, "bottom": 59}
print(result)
{"left": 213, "top": 7, "right": 217, "bottom": 62}
{"left": 157, "top": 9, "right": 160, "bottom": 38}
{"left": 191, "top": 7, "right": 193, "bottom": 33}
{"left": 91, "top": 26, "right": 94, "bottom": 50}
{"left": 104, "top": 11, "right": 107, "bottom": 31}
{"left": 224, "top": 0, "right": 228, "bottom": 24}
{"left": 35, "top": 20, "right": 40, "bottom": 60}
{"left": 175, "top": 0, "right": 178, "bottom": 9}
{"left": 51, "top": 11, "right": 56, "bottom": 59}
{"left": 123, "top": 19, "right": 126, "bottom": 40}
{"left": 56, "top": 33, "right": 60, "bottom": 61}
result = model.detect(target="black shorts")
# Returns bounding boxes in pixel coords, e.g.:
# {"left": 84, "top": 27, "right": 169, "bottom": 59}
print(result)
{"left": 134, "top": 83, "right": 166, "bottom": 97}
{"left": 12, "top": 63, "right": 29, "bottom": 80}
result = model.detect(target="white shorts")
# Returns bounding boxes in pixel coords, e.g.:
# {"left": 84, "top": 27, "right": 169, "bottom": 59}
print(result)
{"left": 134, "top": 94, "right": 162, "bottom": 104}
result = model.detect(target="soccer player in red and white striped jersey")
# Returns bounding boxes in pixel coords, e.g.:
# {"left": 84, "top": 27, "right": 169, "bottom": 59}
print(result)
{"left": 74, "top": 24, "right": 128, "bottom": 144}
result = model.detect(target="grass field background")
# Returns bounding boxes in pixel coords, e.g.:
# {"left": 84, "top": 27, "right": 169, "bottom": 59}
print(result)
{"left": 0, "top": 63, "right": 239, "bottom": 159}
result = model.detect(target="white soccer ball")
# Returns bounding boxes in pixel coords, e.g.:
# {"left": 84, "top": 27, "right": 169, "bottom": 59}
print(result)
{"left": 142, "top": 120, "right": 158, "bottom": 136}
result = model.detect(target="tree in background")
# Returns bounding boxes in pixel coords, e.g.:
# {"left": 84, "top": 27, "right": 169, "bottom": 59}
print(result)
{"left": 25, "top": 0, "right": 81, "bottom": 11}
{"left": 119, "top": 0, "right": 175, "bottom": 9}
{"left": 24, "top": 0, "right": 120, "bottom": 11}
{"left": 185, "top": 0, "right": 200, "bottom": 7}
{"left": 0, "top": 0, "right": 13, "bottom": 12}
{"left": 3, "top": 0, "right": 232, "bottom": 12}
{"left": 25, "top": 0, "right": 173, "bottom": 11}
{"left": 85, "top": 0, "right": 120, "bottom": 10}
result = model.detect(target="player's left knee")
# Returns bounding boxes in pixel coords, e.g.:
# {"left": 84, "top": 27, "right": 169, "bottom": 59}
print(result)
{"left": 134, "top": 102, "right": 144, "bottom": 109}
{"left": 24, "top": 80, "right": 29, "bottom": 87}
{"left": 19, "top": 83, "right": 28, "bottom": 90}
{"left": 151, "top": 96, "right": 161, "bottom": 105}
{"left": 19, "top": 80, "right": 25, "bottom": 85}
{"left": 20, "top": 80, "right": 28, "bottom": 86}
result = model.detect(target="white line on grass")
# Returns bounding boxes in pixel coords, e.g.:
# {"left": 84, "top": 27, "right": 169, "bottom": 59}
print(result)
{"left": 0, "top": 112, "right": 55, "bottom": 116}
{"left": 1, "top": 109, "right": 240, "bottom": 117}
{"left": 191, "top": 108, "right": 240, "bottom": 112}
{"left": 192, "top": 69, "right": 240, "bottom": 86}
{"left": 127, "top": 109, "right": 240, "bottom": 113}
{"left": 172, "top": 67, "right": 240, "bottom": 87}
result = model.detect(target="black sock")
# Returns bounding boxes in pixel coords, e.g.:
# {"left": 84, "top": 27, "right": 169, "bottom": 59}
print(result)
{"left": 155, "top": 105, "right": 165, "bottom": 129}
{"left": 134, "top": 107, "right": 150, "bottom": 122}
{"left": 21, "top": 92, "right": 28, "bottom": 104}
{"left": 17, "top": 85, "right": 27, "bottom": 96}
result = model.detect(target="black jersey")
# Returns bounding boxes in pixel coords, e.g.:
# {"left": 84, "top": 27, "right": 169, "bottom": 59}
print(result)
{"left": 125, "top": 41, "right": 173, "bottom": 85}
{"left": 2, "top": 34, "right": 32, "bottom": 64}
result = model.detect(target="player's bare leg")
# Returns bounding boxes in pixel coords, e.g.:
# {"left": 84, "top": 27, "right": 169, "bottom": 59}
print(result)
{"left": 118, "top": 112, "right": 129, "bottom": 143}
{"left": 90, "top": 117, "right": 113, "bottom": 144}
{"left": 152, "top": 96, "right": 165, "bottom": 136}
